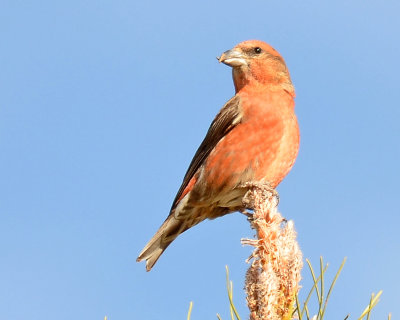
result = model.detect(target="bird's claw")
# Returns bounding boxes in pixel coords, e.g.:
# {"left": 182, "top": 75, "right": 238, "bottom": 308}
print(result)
{"left": 240, "top": 208, "right": 255, "bottom": 222}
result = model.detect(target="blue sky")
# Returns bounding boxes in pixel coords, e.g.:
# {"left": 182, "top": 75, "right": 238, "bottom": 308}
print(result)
{"left": 1, "top": 0, "right": 399, "bottom": 319}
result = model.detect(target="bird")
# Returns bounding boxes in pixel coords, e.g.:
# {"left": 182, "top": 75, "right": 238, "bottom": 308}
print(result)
{"left": 137, "top": 40, "right": 300, "bottom": 271}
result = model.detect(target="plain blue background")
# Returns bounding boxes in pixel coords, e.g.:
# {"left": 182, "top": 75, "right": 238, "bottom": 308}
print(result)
{"left": 1, "top": 0, "right": 399, "bottom": 319}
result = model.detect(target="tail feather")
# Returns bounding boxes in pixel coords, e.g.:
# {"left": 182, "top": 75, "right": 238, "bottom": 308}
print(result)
{"left": 137, "top": 214, "right": 189, "bottom": 271}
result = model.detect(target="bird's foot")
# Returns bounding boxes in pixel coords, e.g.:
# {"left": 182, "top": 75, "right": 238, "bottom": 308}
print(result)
{"left": 240, "top": 181, "right": 280, "bottom": 209}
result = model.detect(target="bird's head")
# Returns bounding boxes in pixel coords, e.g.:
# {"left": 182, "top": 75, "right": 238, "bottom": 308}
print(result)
{"left": 218, "top": 40, "right": 294, "bottom": 95}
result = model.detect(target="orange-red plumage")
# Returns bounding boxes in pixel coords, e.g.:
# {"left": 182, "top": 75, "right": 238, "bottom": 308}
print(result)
{"left": 137, "top": 40, "right": 299, "bottom": 271}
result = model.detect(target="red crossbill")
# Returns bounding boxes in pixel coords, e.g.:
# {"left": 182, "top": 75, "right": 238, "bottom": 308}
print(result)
{"left": 137, "top": 40, "right": 299, "bottom": 271}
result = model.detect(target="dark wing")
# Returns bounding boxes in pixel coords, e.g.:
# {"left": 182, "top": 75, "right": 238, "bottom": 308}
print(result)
{"left": 170, "top": 95, "right": 242, "bottom": 210}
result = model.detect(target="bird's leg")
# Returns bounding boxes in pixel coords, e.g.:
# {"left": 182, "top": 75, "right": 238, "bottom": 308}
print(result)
{"left": 239, "top": 208, "right": 255, "bottom": 223}
{"left": 240, "top": 208, "right": 253, "bottom": 217}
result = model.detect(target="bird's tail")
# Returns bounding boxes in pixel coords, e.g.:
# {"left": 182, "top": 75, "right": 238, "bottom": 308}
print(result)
{"left": 137, "top": 214, "right": 189, "bottom": 271}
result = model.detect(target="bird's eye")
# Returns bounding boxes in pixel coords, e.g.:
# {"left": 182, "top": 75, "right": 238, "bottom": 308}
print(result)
{"left": 254, "top": 47, "right": 262, "bottom": 54}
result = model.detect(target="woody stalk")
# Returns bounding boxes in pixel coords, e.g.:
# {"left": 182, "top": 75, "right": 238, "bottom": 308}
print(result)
{"left": 241, "top": 183, "right": 303, "bottom": 320}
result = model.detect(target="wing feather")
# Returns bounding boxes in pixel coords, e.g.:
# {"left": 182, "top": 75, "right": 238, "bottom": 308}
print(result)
{"left": 170, "top": 95, "right": 242, "bottom": 210}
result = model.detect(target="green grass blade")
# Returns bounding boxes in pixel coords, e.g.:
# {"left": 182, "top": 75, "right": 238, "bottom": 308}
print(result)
{"left": 225, "top": 266, "right": 241, "bottom": 320}
{"left": 295, "top": 294, "right": 303, "bottom": 320}
{"left": 321, "top": 257, "right": 347, "bottom": 318}
{"left": 305, "top": 305, "right": 311, "bottom": 320}
{"left": 301, "top": 263, "right": 328, "bottom": 318}
{"left": 299, "top": 258, "right": 385, "bottom": 320}
{"left": 358, "top": 291, "right": 383, "bottom": 320}
{"left": 366, "top": 293, "right": 374, "bottom": 320}
{"left": 229, "top": 281, "right": 234, "bottom": 320}
{"left": 187, "top": 301, "right": 193, "bottom": 320}
{"left": 318, "top": 256, "right": 326, "bottom": 319}
{"left": 306, "top": 259, "right": 321, "bottom": 304}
